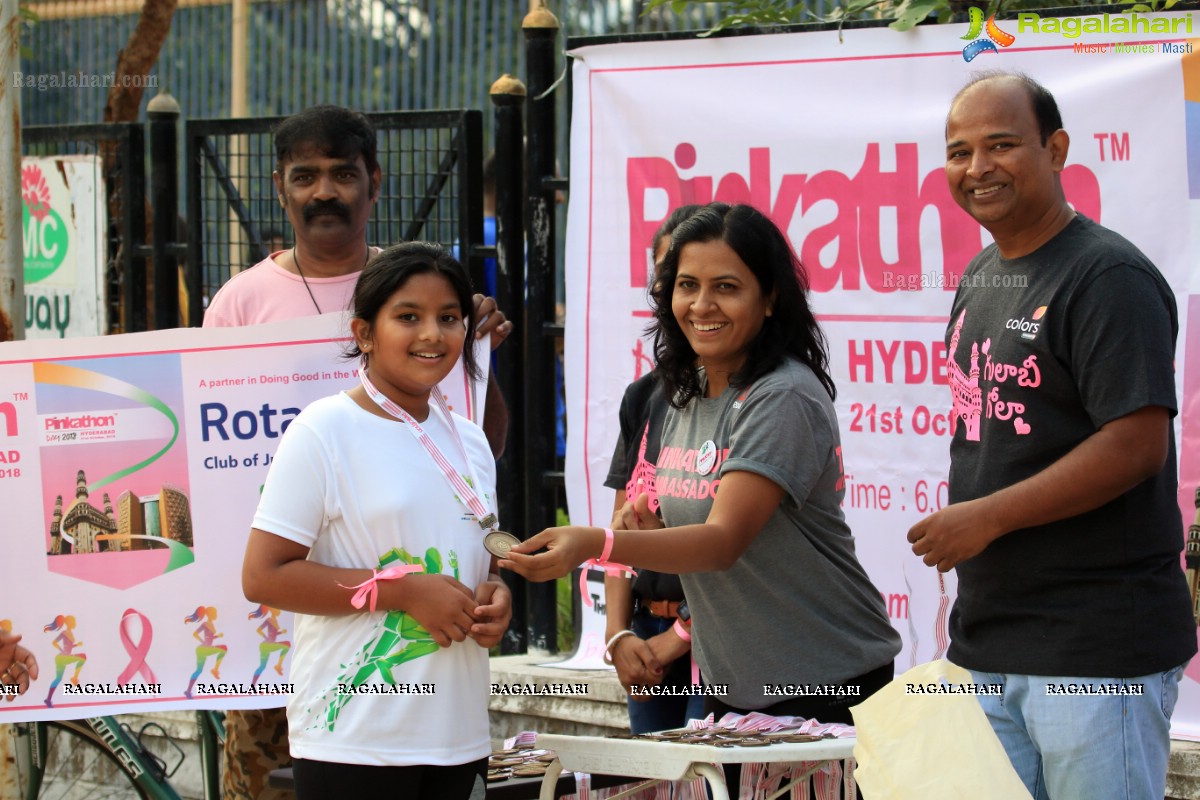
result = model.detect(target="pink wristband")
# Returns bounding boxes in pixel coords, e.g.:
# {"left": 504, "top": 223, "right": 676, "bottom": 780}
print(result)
{"left": 579, "top": 528, "right": 637, "bottom": 609}
{"left": 673, "top": 618, "right": 692, "bottom": 642}
{"left": 600, "top": 527, "right": 615, "bottom": 562}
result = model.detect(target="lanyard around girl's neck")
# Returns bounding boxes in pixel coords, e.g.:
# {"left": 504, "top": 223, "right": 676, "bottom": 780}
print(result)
{"left": 358, "top": 366, "right": 498, "bottom": 533}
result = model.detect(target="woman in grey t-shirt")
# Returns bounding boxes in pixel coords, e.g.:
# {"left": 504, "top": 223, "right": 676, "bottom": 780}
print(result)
{"left": 506, "top": 202, "right": 900, "bottom": 719}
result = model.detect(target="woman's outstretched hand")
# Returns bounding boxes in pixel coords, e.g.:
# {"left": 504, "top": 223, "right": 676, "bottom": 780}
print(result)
{"left": 499, "top": 527, "right": 604, "bottom": 582}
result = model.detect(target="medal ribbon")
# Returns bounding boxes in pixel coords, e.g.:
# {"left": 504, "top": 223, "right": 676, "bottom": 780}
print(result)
{"left": 358, "top": 367, "right": 498, "bottom": 532}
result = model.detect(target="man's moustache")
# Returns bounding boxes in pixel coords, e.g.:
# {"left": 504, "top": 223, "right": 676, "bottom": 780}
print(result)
{"left": 302, "top": 202, "right": 351, "bottom": 222}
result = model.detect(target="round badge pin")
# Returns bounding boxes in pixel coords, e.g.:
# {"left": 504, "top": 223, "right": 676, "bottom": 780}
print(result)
{"left": 696, "top": 439, "right": 717, "bottom": 476}
{"left": 484, "top": 530, "right": 521, "bottom": 558}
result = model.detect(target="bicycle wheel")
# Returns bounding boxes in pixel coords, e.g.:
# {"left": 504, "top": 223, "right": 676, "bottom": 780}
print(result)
{"left": 12, "top": 721, "right": 152, "bottom": 800}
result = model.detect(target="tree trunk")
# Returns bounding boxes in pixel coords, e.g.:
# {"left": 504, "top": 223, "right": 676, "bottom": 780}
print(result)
{"left": 101, "top": 0, "right": 178, "bottom": 332}
{"left": 103, "top": 0, "right": 178, "bottom": 123}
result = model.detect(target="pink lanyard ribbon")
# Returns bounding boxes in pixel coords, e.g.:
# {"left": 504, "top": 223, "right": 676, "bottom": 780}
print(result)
{"left": 358, "top": 366, "right": 498, "bottom": 532}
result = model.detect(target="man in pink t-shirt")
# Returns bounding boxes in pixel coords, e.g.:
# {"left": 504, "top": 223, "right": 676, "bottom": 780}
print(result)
{"left": 206, "top": 104, "right": 511, "bottom": 800}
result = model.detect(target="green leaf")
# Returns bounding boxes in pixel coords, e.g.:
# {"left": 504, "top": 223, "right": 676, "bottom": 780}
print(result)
{"left": 889, "top": 0, "right": 944, "bottom": 32}
{"left": 845, "top": 0, "right": 886, "bottom": 13}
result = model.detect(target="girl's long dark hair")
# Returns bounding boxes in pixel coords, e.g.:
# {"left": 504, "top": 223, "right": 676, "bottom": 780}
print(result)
{"left": 649, "top": 202, "right": 834, "bottom": 407}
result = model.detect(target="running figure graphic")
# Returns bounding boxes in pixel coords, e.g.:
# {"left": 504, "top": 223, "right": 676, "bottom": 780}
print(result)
{"left": 248, "top": 605, "right": 291, "bottom": 685}
{"left": 43, "top": 614, "right": 86, "bottom": 707}
{"left": 184, "top": 606, "right": 227, "bottom": 698}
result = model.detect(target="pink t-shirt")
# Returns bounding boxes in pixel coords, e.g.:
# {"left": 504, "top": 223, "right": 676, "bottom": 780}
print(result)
{"left": 202, "top": 253, "right": 361, "bottom": 328}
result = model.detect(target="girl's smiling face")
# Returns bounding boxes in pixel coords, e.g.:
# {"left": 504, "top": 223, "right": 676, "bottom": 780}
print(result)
{"left": 352, "top": 272, "right": 467, "bottom": 419}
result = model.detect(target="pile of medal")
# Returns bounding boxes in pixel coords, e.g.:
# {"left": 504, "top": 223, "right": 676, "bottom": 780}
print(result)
{"left": 486, "top": 746, "right": 558, "bottom": 782}
{"left": 606, "top": 728, "right": 835, "bottom": 747}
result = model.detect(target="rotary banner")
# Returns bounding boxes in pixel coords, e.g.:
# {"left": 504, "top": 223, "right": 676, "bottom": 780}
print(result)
{"left": 561, "top": 13, "right": 1200, "bottom": 734}
{"left": 0, "top": 313, "right": 485, "bottom": 721}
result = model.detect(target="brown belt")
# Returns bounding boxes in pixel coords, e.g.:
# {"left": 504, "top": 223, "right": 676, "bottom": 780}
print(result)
{"left": 643, "top": 599, "right": 681, "bottom": 619}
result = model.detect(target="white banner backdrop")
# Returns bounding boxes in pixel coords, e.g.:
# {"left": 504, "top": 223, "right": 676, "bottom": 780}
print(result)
{"left": 0, "top": 313, "right": 486, "bottom": 721}
{"left": 562, "top": 14, "right": 1200, "bottom": 735}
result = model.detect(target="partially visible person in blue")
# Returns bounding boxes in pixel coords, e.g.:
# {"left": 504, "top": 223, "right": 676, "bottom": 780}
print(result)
{"left": 908, "top": 71, "right": 1196, "bottom": 800}
{"left": 481, "top": 154, "right": 498, "bottom": 300}
{"left": 482, "top": 151, "right": 566, "bottom": 462}
{"left": 603, "top": 204, "right": 703, "bottom": 732}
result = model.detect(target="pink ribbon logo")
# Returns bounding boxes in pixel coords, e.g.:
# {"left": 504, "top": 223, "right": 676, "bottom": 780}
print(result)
{"left": 117, "top": 607, "right": 157, "bottom": 685}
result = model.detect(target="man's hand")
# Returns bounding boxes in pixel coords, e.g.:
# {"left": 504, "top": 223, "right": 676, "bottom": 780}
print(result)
{"left": 609, "top": 634, "right": 663, "bottom": 701}
{"left": 468, "top": 576, "right": 513, "bottom": 648}
{"left": 908, "top": 499, "right": 1002, "bottom": 572}
{"left": 0, "top": 630, "right": 39, "bottom": 701}
{"left": 472, "top": 294, "right": 513, "bottom": 352}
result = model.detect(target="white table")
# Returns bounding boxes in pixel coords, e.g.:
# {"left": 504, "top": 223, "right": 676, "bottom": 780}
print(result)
{"left": 535, "top": 732, "right": 857, "bottom": 800}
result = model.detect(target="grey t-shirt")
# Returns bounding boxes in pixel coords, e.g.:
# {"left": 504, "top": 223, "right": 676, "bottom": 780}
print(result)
{"left": 658, "top": 358, "right": 900, "bottom": 709}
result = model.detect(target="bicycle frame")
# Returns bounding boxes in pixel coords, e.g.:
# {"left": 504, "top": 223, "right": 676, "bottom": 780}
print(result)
{"left": 15, "top": 710, "right": 225, "bottom": 800}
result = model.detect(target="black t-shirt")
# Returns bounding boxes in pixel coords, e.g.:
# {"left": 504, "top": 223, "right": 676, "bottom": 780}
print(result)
{"left": 945, "top": 214, "right": 1196, "bottom": 677}
{"left": 604, "top": 372, "right": 684, "bottom": 602}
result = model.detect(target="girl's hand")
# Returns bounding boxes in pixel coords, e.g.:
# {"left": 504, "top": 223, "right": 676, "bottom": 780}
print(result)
{"left": 403, "top": 574, "right": 479, "bottom": 647}
{"left": 468, "top": 577, "right": 512, "bottom": 648}
{"left": 612, "top": 493, "right": 663, "bottom": 532}
{"left": 499, "top": 527, "right": 605, "bottom": 582}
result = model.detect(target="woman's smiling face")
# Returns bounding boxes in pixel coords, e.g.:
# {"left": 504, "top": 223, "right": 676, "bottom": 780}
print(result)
{"left": 671, "top": 238, "right": 772, "bottom": 387}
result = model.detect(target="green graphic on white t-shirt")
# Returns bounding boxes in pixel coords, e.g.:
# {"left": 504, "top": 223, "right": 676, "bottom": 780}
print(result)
{"left": 317, "top": 546, "right": 459, "bottom": 731}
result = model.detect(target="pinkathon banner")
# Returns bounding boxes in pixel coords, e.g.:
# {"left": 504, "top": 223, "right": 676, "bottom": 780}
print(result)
{"left": 0, "top": 313, "right": 484, "bottom": 721}
{"left": 562, "top": 15, "right": 1200, "bottom": 733}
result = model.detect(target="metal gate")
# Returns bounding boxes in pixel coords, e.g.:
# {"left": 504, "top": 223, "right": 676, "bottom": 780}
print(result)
{"left": 184, "top": 109, "right": 484, "bottom": 325}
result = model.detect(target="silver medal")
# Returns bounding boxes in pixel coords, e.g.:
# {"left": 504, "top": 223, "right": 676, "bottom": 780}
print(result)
{"left": 484, "top": 530, "right": 521, "bottom": 558}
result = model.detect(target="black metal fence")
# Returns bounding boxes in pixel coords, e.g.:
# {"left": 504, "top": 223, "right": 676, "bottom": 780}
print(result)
{"left": 184, "top": 110, "right": 484, "bottom": 324}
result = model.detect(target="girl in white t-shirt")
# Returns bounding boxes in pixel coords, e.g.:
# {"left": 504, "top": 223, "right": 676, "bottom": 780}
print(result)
{"left": 242, "top": 242, "right": 511, "bottom": 800}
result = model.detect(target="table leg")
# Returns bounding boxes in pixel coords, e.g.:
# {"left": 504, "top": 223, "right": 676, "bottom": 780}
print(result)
{"left": 689, "top": 762, "right": 731, "bottom": 800}
{"left": 538, "top": 758, "right": 564, "bottom": 800}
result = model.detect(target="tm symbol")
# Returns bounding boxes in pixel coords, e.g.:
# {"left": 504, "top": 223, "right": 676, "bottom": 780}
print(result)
{"left": 1094, "top": 133, "right": 1131, "bottom": 162}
